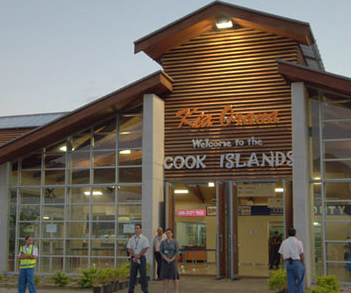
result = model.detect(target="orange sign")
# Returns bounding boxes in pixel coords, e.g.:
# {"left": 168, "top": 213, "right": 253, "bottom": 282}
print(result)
{"left": 176, "top": 105, "right": 279, "bottom": 129}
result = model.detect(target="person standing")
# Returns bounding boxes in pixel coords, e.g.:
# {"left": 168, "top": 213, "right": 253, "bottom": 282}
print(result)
{"left": 279, "top": 228, "right": 305, "bottom": 293}
{"left": 270, "top": 231, "right": 282, "bottom": 269}
{"left": 18, "top": 235, "right": 38, "bottom": 293}
{"left": 126, "top": 224, "right": 150, "bottom": 293}
{"left": 160, "top": 228, "right": 180, "bottom": 293}
{"left": 153, "top": 227, "right": 166, "bottom": 280}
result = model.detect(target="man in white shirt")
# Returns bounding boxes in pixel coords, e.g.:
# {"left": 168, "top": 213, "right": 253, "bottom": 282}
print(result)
{"left": 153, "top": 227, "right": 166, "bottom": 280}
{"left": 279, "top": 228, "right": 305, "bottom": 293}
{"left": 127, "top": 224, "right": 150, "bottom": 293}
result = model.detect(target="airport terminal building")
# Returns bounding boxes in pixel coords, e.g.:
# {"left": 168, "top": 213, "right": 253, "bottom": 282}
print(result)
{"left": 1, "top": 1, "right": 351, "bottom": 284}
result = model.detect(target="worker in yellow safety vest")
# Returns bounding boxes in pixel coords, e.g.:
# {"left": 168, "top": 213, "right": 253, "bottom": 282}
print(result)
{"left": 18, "top": 236, "right": 38, "bottom": 293}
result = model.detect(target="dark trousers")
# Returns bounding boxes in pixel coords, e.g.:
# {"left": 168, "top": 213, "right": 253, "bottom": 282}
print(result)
{"left": 154, "top": 251, "right": 162, "bottom": 279}
{"left": 128, "top": 256, "right": 148, "bottom": 293}
{"left": 270, "top": 247, "right": 281, "bottom": 268}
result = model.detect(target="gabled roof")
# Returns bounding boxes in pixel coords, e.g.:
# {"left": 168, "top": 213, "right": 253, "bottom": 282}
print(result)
{"left": 135, "top": 0, "right": 322, "bottom": 69}
{"left": 277, "top": 60, "right": 351, "bottom": 97}
{"left": 0, "top": 71, "right": 173, "bottom": 165}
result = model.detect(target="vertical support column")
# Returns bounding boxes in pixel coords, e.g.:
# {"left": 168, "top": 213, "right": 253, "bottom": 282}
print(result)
{"left": 0, "top": 163, "right": 10, "bottom": 273}
{"left": 142, "top": 94, "right": 165, "bottom": 276}
{"left": 292, "top": 82, "right": 311, "bottom": 285}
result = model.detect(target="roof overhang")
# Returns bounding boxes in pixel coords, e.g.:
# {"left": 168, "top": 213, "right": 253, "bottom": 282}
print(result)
{"left": 277, "top": 60, "right": 351, "bottom": 96}
{"left": 0, "top": 71, "right": 173, "bottom": 165}
{"left": 135, "top": 1, "right": 314, "bottom": 61}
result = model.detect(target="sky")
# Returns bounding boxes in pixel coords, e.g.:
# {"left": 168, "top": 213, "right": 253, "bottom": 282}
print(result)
{"left": 1, "top": 0, "right": 351, "bottom": 117}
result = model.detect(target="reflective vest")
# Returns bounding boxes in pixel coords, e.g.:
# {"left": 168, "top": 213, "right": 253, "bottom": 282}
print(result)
{"left": 19, "top": 245, "right": 37, "bottom": 269}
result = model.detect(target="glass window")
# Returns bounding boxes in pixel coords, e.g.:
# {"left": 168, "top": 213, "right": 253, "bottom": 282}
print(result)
{"left": 46, "top": 141, "right": 67, "bottom": 152}
{"left": 43, "top": 205, "right": 64, "bottom": 221}
{"left": 94, "top": 134, "right": 116, "bottom": 149}
{"left": 117, "top": 186, "right": 142, "bottom": 203}
{"left": 323, "top": 100, "right": 351, "bottom": 120}
{"left": 324, "top": 140, "right": 351, "bottom": 160}
{"left": 44, "top": 153, "right": 66, "bottom": 169}
{"left": 310, "top": 99, "right": 320, "bottom": 177}
{"left": 65, "top": 257, "right": 88, "bottom": 273}
{"left": 325, "top": 160, "right": 351, "bottom": 179}
{"left": 22, "top": 154, "right": 42, "bottom": 170}
{"left": 117, "top": 240, "right": 128, "bottom": 257}
{"left": 66, "top": 222, "right": 89, "bottom": 238}
{"left": 92, "top": 205, "right": 115, "bottom": 220}
{"left": 323, "top": 120, "right": 351, "bottom": 140}
{"left": 69, "top": 151, "right": 90, "bottom": 168}
{"left": 19, "top": 206, "right": 40, "bottom": 221}
{"left": 119, "top": 115, "right": 142, "bottom": 132}
{"left": 325, "top": 202, "right": 351, "bottom": 221}
{"left": 94, "top": 118, "right": 116, "bottom": 133}
{"left": 67, "top": 187, "right": 90, "bottom": 204}
{"left": 93, "top": 151, "right": 116, "bottom": 167}
{"left": 21, "top": 170, "right": 41, "bottom": 186}
{"left": 70, "top": 169, "right": 90, "bottom": 185}
{"left": 117, "top": 204, "right": 142, "bottom": 221}
{"left": 71, "top": 134, "right": 91, "bottom": 151}
{"left": 90, "top": 258, "right": 114, "bottom": 270}
{"left": 92, "top": 222, "right": 115, "bottom": 238}
{"left": 325, "top": 182, "right": 351, "bottom": 200}
{"left": 19, "top": 188, "right": 40, "bottom": 204}
{"left": 91, "top": 187, "right": 115, "bottom": 203}
{"left": 93, "top": 168, "right": 115, "bottom": 184}
{"left": 66, "top": 240, "right": 89, "bottom": 256}
{"left": 116, "top": 258, "right": 130, "bottom": 269}
{"left": 91, "top": 240, "right": 115, "bottom": 256}
{"left": 118, "top": 150, "right": 142, "bottom": 166}
{"left": 42, "top": 223, "right": 64, "bottom": 238}
{"left": 117, "top": 222, "right": 141, "bottom": 238}
{"left": 326, "top": 262, "right": 351, "bottom": 283}
{"left": 118, "top": 132, "right": 142, "bottom": 149}
{"left": 326, "top": 222, "right": 351, "bottom": 241}
{"left": 43, "top": 187, "right": 64, "bottom": 204}
{"left": 40, "top": 257, "right": 64, "bottom": 273}
{"left": 41, "top": 240, "right": 64, "bottom": 256}
{"left": 118, "top": 167, "right": 142, "bottom": 183}
{"left": 66, "top": 205, "right": 90, "bottom": 221}
{"left": 11, "top": 162, "right": 18, "bottom": 186}
{"left": 18, "top": 222, "right": 39, "bottom": 238}
{"left": 44, "top": 170, "right": 65, "bottom": 185}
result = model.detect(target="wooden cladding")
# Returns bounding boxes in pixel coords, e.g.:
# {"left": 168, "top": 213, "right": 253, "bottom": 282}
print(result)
{"left": 0, "top": 128, "right": 34, "bottom": 146}
{"left": 162, "top": 27, "right": 301, "bottom": 180}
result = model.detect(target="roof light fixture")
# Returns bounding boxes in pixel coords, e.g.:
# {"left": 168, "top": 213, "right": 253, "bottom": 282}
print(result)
{"left": 215, "top": 16, "right": 233, "bottom": 29}
{"left": 174, "top": 189, "right": 189, "bottom": 194}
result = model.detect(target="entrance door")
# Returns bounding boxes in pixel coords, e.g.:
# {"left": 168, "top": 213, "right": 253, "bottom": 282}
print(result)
{"left": 229, "top": 184, "right": 239, "bottom": 279}
{"left": 217, "top": 181, "right": 226, "bottom": 278}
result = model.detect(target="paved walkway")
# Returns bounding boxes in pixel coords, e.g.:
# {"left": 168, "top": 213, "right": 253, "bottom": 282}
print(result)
{"left": 0, "top": 276, "right": 272, "bottom": 293}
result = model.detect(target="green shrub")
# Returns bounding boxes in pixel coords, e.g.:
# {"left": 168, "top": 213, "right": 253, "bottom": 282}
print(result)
{"left": 0, "top": 274, "right": 3, "bottom": 282}
{"left": 268, "top": 269, "right": 287, "bottom": 291}
{"left": 50, "top": 271, "right": 70, "bottom": 287}
{"left": 34, "top": 275, "right": 40, "bottom": 286}
{"left": 97, "top": 269, "right": 113, "bottom": 285}
{"left": 307, "top": 275, "right": 340, "bottom": 293}
{"left": 77, "top": 267, "right": 98, "bottom": 288}
{"left": 117, "top": 262, "right": 130, "bottom": 280}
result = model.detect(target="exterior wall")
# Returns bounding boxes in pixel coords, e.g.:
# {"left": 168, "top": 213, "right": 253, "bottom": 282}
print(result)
{"left": 162, "top": 27, "right": 301, "bottom": 180}
{"left": 142, "top": 94, "right": 165, "bottom": 276}
{"left": 0, "top": 163, "right": 10, "bottom": 273}
{"left": 291, "top": 82, "right": 312, "bottom": 285}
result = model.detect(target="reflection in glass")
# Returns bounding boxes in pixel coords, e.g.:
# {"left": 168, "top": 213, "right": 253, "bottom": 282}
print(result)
{"left": 94, "top": 118, "right": 116, "bottom": 133}
{"left": 66, "top": 205, "right": 89, "bottom": 221}
{"left": 18, "top": 222, "right": 39, "bottom": 238}
{"left": 323, "top": 100, "right": 351, "bottom": 120}
{"left": 325, "top": 160, "right": 351, "bottom": 180}
{"left": 22, "top": 154, "right": 42, "bottom": 170}
{"left": 66, "top": 222, "right": 89, "bottom": 238}
{"left": 325, "top": 183, "right": 351, "bottom": 200}
{"left": 91, "top": 187, "right": 115, "bottom": 203}
{"left": 45, "top": 153, "right": 66, "bottom": 169}
{"left": 21, "top": 170, "right": 41, "bottom": 186}
{"left": 45, "top": 170, "right": 65, "bottom": 185}
{"left": 65, "top": 257, "right": 88, "bottom": 273}
{"left": 325, "top": 202, "right": 351, "bottom": 221}
{"left": 19, "top": 188, "right": 40, "bottom": 204}
{"left": 69, "top": 152, "right": 90, "bottom": 168}
{"left": 11, "top": 162, "right": 18, "bottom": 186}
{"left": 118, "top": 132, "right": 142, "bottom": 149}
{"left": 91, "top": 240, "right": 115, "bottom": 256}
{"left": 117, "top": 240, "right": 128, "bottom": 257}
{"left": 94, "top": 151, "right": 116, "bottom": 167}
{"left": 42, "top": 223, "right": 64, "bottom": 238}
{"left": 323, "top": 120, "right": 351, "bottom": 140}
{"left": 66, "top": 240, "right": 88, "bottom": 256}
{"left": 43, "top": 205, "right": 64, "bottom": 221}
{"left": 70, "top": 169, "right": 90, "bottom": 185}
{"left": 90, "top": 258, "right": 114, "bottom": 270}
{"left": 117, "top": 205, "right": 142, "bottom": 221}
{"left": 92, "top": 222, "right": 115, "bottom": 238}
{"left": 327, "top": 262, "right": 351, "bottom": 283}
{"left": 92, "top": 205, "right": 115, "bottom": 219}
{"left": 71, "top": 135, "right": 91, "bottom": 151}
{"left": 46, "top": 141, "right": 67, "bottom": 153}
{"left": 119, "top": 115, "right": 142, "bottom": 132}
{"left": 43, "top": 187, "right": 64, "bottom": 204}
{"left": 118, "top": 150, "right": 142, "bottom": 166}
{"left": 118, "top": 167, "right": 142, "bottom": 183}
{"left": 324, "top": 140, "right": 351, "bottom": 160}
{"left": 67, "top": 187, "right": 89, "bottom": 204}
{"left": 311, "top": 183, "right": 323, "bottom": 276}
{"left": 326, "top": 222, "right": 351, "bottom": 241}
{"left": 40, "top": 257, "right": 64, "bottom": 273}
{"left": 117, "top": 186, "right": 142, "bottom": 203}
{"left": 19, "top": 206, "right": 40, "bottom": 221}
{"left": 117, "top": 222, "right": 140, "bottom": 238}
{"left": 41, "top": 240, "right": 64, "bottom": 255}
{"left": 94, "top": 134, "right": 116, "bottom": 150}
{"left": 93, "top": 168, "right": 115, "bottom": 184}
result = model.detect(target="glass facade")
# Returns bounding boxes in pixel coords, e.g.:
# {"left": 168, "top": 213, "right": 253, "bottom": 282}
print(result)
{"left": 310, "top": 90, "right": 351, "bottom": 283}
{"left": 7, "top": 113, "right": 142, "bottom": 273}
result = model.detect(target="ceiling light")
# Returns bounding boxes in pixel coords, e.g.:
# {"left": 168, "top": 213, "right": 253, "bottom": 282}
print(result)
{"left": 275, "top": 188, "right": 284, "bottom": 192}
{"left": 174, "top": 189, "right": 189, "bottom": 194}
{"left": 119, "top": 150, "right": 131, "bottom": 154}
{"left": 43, "top": 216, "right": 50, "bottom": 220}
{"left": 215, "top": 16, "right": 233, "bottom": 29}
{"left": 84, "top": 191, "right": 103, "bottom": 196}
{"left": 60, "top": 146, "right": 67, "bottom": 152}
{"left": 208, "top": 182, "right": 215, "bottom": 187}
